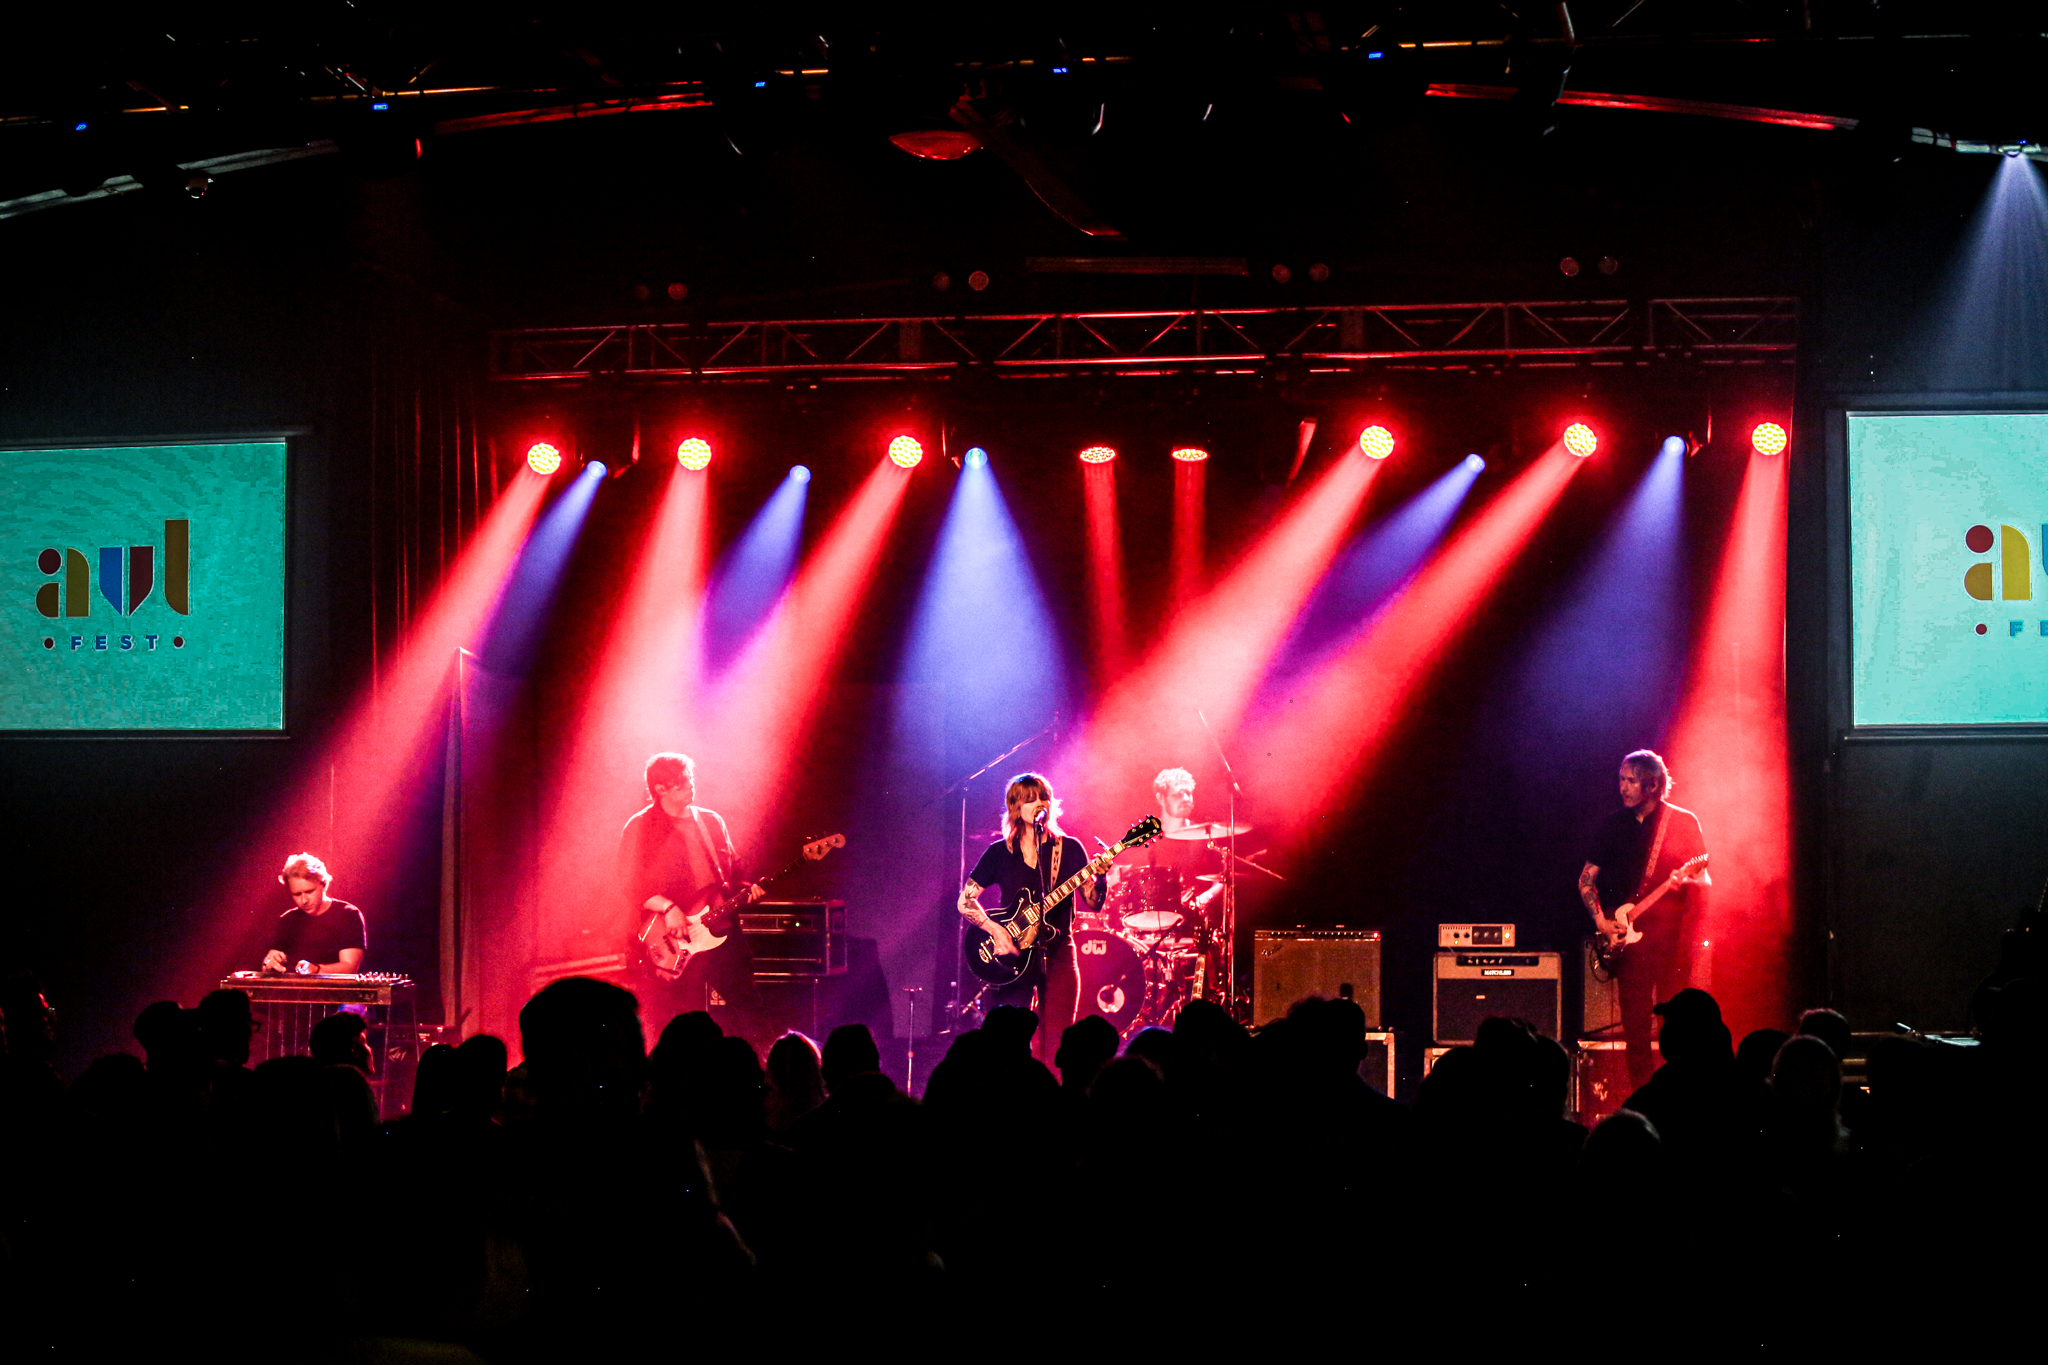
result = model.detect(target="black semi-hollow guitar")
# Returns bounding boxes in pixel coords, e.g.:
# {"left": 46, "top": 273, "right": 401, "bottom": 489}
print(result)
{"left": 964, "top": 815, "right": 1163, "bottom": 986}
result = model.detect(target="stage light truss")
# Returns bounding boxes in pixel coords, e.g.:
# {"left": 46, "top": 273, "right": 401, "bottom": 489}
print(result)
{"left": 490, "top": 298, "right": 1798, "bottom": 382}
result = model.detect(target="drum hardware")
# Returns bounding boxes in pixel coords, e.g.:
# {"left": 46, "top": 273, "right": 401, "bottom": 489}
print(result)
{"left": 1161, "top": 820, "right": 1253, "bottom": 841}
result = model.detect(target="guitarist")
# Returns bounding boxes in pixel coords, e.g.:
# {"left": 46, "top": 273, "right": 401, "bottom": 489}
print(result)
{"left": 619, "top": 752, "right": 765, "bottom": 1024}
{"left": 1578, "top": 749, "right": 1711, "bottom": 1088}
{"left": 957, "top": 773, "right": 1105, "bottom": 1067}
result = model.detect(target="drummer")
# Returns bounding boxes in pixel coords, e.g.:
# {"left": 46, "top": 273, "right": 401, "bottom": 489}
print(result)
{"left": 1148, "top": 767, "right": 1225, "bottom": 920}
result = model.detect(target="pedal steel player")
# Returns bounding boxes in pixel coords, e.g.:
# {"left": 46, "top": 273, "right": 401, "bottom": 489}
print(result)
{"left": 619, "top": 752, "right": 764, "bottom": 1025}
{"left": 1579, "top": 750, "right": 1711, "bottom": 1088}
{"left": 957, "top": 773, "right": 1104, "bottom": 1067}
{"left": 262, "top": 853, "right": 366, "bottom": 975}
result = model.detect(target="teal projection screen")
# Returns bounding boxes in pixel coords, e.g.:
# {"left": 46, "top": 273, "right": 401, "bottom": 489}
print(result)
{"left": 3, "top": 441, "right": 287, "bottom": 730}
{"left": 1849, "top": 412, "right": 2048, "bottom": 726}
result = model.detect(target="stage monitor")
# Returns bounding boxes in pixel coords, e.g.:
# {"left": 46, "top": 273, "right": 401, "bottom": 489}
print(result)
{"left": 1849, "top": 411, "right": 2048, "bottom": 726}
{"left": 4, "top": 440, "right": 287, "bottom": 731}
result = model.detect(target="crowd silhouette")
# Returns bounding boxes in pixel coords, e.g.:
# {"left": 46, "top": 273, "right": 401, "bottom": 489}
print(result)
{"left": 0, "top": 954, "right": 2039, "bottom": 1359}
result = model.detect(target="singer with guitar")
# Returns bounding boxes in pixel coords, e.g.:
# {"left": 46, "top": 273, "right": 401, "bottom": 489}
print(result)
{"left": 620, "top": 752, "right": 766, "bottom": 1024}
{"left": 1579, "top": 749, "right": 1711, "bottom": 1089}
{"left": 957, "top": 773, "right": 1110, "bottom": 1068}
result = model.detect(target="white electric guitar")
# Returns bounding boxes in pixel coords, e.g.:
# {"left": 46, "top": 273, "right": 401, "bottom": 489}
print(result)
{"left": 639, "top": 833, "right": 844, "bottom": 981}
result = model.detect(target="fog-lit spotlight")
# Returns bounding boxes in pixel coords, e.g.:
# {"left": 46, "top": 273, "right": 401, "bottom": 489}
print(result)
{"left": 1661, "top": 435, "right": 1688, "bottom": 460}
{"left": 1172, "top": 446, "right": 1210, "bottom": 463}
{"left": 1464, "top": 453, "right": 1486, "bottom": 472}
{"left": 1358, "top": 425, "right": 1396, "bottom": 460}
{"left": 1750, "top": 422, "right": 1788, "bottom": 457}
{"left": 677, "top": 437, "right": 713, "bottom": 470}
{"left": 1079, "top": 445, "right": 1116, "bottom": 464}
{"left": 526, "top": 442, "right": 563, "bottom": 476}
{"left": 964, "top": 447, "right": 989, "bottom": 469}
{"left": 1563, "top": 423, "right": 1599, "bottom": 458}
{"left": 888, "top": 435, "right": 924, "bottom": 469}
{"left": 791, "top": 464, "right": 812, "bottom": 483}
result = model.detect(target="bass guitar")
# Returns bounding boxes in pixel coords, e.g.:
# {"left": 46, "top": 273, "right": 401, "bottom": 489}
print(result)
{"left": 965, "top": 815, "right": 1163, "bottom": 986}
{"left": 1592, "top": 852, "right": 1709, "bottom": 972}
{"left": 640, "top": 833, "right": 846, "bottom": 982}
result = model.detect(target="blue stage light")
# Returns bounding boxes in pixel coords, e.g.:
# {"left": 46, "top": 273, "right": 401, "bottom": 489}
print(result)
{"left": 791, "top": 464, "right": 812, "bottom": 483}
{"left": 1661, "top": 435, "right": 1687, "bottom": 460}
{"left": 1465, "top": 453, "right": 1486, "bottom": 471}
{"left": 964, "top": 447, "right": 989, "bottom": 469}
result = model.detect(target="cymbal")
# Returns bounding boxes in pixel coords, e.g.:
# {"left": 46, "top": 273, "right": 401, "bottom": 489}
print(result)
{"left": 1164, "top": 820, "right": 1253, "bottom": 841}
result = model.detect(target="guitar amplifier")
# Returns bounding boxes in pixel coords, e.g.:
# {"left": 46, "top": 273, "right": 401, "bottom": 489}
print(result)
{"left": 739, "top": 900, "right": 847, "bottom": 978}
{"left": 220, "top": 973, "right": 419, "bottom": 1120}
{"left": 1432, "top": 951, "right": 1561, "bottom": 1044}
{"left": 1252, "top": 928, "right": 1381, "bottom": 1027}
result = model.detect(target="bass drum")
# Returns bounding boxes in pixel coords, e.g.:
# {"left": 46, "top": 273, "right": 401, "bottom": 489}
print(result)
{"left": 1074, "top": 930, "right": 1148, "bottom": 1038}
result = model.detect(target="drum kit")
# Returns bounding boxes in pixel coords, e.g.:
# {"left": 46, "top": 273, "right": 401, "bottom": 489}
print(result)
{"left": 1073, "top": 820, "right": 1253, "bottom": 1038}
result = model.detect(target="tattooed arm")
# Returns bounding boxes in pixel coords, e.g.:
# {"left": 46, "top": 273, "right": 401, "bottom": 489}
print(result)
{"left": 1580, "top": 862, "right": 1621, "bottom": 940}
{"left": 957, "top": 879, "right": 1018, "bottom": 955}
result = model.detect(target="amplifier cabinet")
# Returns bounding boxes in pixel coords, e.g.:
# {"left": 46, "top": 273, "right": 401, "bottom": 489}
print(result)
{"left": 1253, "top": 928, "right": 1381, "bottom": 1027}
{"left": 1361, "top": 1029, "right": 1395, "bottom": 1097}
{"left": 1432, "top": 951, "right": 1561, "bottom": 1044}
{"left": 1581, "top": 936, "right": 1621, "bottom": 1037}
{"left": 739, "top": 900, "right": 847, "bottom": 978}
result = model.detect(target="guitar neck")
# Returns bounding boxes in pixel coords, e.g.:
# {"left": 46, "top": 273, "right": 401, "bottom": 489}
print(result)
{"left": 1035, "top": 843, "right": 1119, "bottom": 912}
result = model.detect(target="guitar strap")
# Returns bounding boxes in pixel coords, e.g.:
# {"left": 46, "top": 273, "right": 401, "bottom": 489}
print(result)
{"left": 1048, "top": 836, "right": 1062, "bottom": 890}
{"left": 1635, "top": 804, "right": 1672, "bottom": 900}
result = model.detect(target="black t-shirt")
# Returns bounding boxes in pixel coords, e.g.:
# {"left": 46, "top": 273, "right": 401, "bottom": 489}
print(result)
{"left": 970, "top": 834, "right": 1101, "bottom": 938}
{"left": 1588, "top": 803, "right": 1707, "bottom": 919}
{"left": 270, "top": 901, "right": 368, "bottom": 968}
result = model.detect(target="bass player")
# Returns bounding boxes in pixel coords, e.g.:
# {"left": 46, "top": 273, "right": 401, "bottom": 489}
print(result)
{"left": 620, "top": 752, "right": 764, "bottom": 1026}
{"left": 957, "top": 772, "right": 1105, "bottom": 1067}
{"left": 1579, "top": 749, "right": 1711, "bottom": 1088}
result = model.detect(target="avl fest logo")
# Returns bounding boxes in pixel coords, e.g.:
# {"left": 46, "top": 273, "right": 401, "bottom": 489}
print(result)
{"left": 32, "top": 518, "right": 191, "bottom": 652}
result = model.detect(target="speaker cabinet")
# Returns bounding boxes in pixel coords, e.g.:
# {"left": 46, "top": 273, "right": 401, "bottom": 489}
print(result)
{"left": 1253, "top": 928, "right": 1381, "bottom": 1026}
{"left": 1581, "top": 936, "right": 1621, "bottom": 1036}
{"left": 1433, "top": 951, "right": 1561, "bottom": 1044}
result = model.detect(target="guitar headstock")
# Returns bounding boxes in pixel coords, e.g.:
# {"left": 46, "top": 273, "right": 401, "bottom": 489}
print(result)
{"left": 1120, "top": 814, "right": 1164, "bottom": 849}
{"left": 1670, "top": 853, "right": 1709, "bottom": 881}
{"left": 803, "top": 833, "right": 847, "bottom": 861}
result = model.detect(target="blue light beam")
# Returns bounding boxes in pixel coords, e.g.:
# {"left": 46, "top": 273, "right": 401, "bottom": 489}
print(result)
{"left": 479, "top": 461, "right": 606, "bottom": 674}
{"left": 702, "top": 468, "right": 810, "bottom": 677}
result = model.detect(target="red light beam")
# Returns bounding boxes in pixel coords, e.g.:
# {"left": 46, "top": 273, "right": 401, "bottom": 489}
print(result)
{"left": 1082, "top": 460, "right": 1130, "bottom": 678}
{"left": 1249, "top": 442, "right": 1584, "bottom": 833}
{"left": 1665, "top": 449, "right": 1791, "bottom": 1035}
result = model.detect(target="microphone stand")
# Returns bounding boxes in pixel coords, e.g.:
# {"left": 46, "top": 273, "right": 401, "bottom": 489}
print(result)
{"left": 933, "top": 716, "right": 1059, "bottom": 1030}
{"left": 1197, "top": 709, "right": 1244, "bottom": 1022}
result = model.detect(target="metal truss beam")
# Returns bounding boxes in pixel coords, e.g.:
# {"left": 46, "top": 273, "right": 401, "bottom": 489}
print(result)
{"left": 489, "top": 298, "right": 1799, "bottom": 382}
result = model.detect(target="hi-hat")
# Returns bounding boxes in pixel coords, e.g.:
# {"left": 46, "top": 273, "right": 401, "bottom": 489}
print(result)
{"left": 1164, "top": 820, "right": 1252, "bottom": 841}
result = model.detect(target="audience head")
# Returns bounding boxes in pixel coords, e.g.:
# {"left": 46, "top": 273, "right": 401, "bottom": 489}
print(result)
{"left": 1581, "top": 1109, "right": 1663, "bottom": 1186}
{"left": 1124, "top": 1026, "right": 1178, "bottom": 1076}
{"left": 765, "top": 1032, "right": 827, "bottom": 1129}
{"left": 1171, "top": 998, "right": 1247, "bottom": 1064}
{"left": 1054, "top": 1014, "right": 1119, "bottom": 1090}
{"left": 132, "top": 1000, "right": 192, "bottom": 1071}
{"left": 195, "top": 989, "right": 259, "bottom": 1068}
{"left": 821, "top": 1023, "right": 881, "bottom": 1094}
{"left": 1654, "top": 989, "right": 1733, "bottom": 1068}
{"left": 1735, "top": 1028, "right": 1791, "bottom": 1085}
{"left": 309, "top": 1012, "right": 371, "bottom": 1072}
{"left": 517, "top": 976, "right": 646, "bottom": 1116}
{"left": 411, "top": 1043, "right": 459, "bottom": 1117}
{"left": 454, "top": 1033, "right": 509, "bottom": 1121}
{"left": 982, "top": 1006, "right": 1039, "bottom": 1057}
{"left": 1769, "top": 1034, "right": 1844, "bottom": 1144}
{"left": 1795, "top": 1008, "right": 1854, "bottom": 1063}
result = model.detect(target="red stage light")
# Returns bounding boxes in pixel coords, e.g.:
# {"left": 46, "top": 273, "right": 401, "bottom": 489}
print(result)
{"left": 526, "top": 442, "right": 563, "bottom": 476}
{"left": 1172, "top": 447, "right": 1209, "bottom": 463}
{"left": 1079, "top": 445, "right": 1116, "bottom": 464}
{"left": 1750, "top": 422, "right": 1788, "bottom": 457}
{"left": 1358, "top": 425, "right": 1396, "bottom": 460}
{"left": 1563, "top": 423, "right": 1599, "bottom": 458}
{"left": 888, "top": 435, "right": 924, "bottom": 469}
{"left": 677, "top": 437, "right": 713, "bottom": 470}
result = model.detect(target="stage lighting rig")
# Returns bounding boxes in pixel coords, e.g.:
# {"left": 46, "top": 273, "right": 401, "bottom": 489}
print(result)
{"left": 1750, "top": 423, "right": 1788, "bottom": 457}
{"left": 1079, "top": 445, "right": 1116, "bottom": 464}
{"left": 677, "top": 438, "right": 713, "bottom": 470}
{"left": 888, "top": 435, "right": 924, "bottom": 469}
{"left": 791, "top": 464, "right": 813, "bottom": 483}
{"left": 1563, "top": 423, "right": 1599, "bottom": 458}
{"left": 964, "top": 447, "right": 989, "bottom": 469}
{"left": 1358, "top": 425, "right": 1396, "bottom": 460}
{"left": 1171, "top": 447, "right": 1209, "bottom": 463}
{"left": 526, "top": 442, "right": 563, "bottom": 476}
